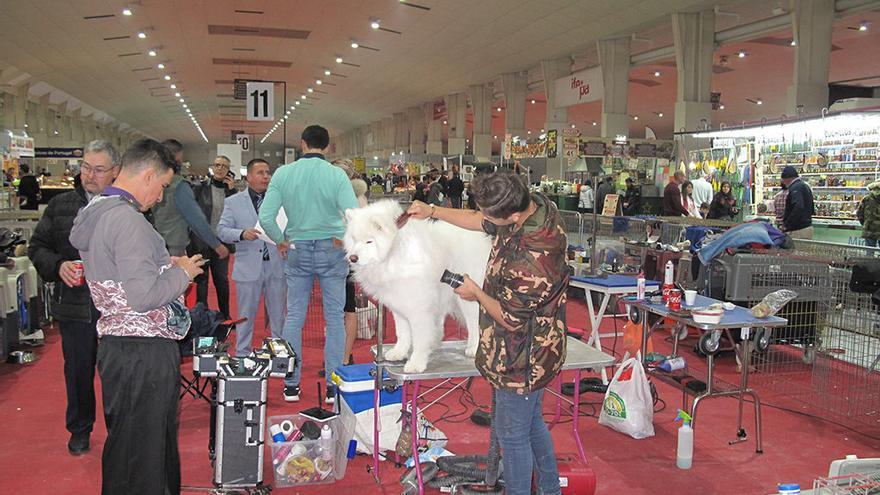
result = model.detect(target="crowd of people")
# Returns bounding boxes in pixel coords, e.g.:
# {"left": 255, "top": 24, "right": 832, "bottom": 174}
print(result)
{"left": 22, "top": 125, "right": 571, "bottom": 494}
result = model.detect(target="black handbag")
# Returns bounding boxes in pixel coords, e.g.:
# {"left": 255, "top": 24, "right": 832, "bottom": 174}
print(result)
{"left": 850, "top": 260, "right": 880, "bottom": 294}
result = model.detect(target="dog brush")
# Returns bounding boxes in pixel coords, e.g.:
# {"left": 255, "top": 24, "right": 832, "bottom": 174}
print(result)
{"left": 395, "top": 212, "right": 413, "bottom": 228}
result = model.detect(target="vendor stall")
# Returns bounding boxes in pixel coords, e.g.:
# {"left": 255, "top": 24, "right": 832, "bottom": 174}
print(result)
{"left": 686, "top": 112, "right": 880, "bottom": 244}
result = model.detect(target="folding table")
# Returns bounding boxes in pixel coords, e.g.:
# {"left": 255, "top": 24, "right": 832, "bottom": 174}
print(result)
{"left": 622, "top": 294, "right": 787, "bottom": 453}
{"left": 371, "top": 336, "right": 614, "bottom": 494}
{"left": 570, "top": 274, "right": 660, "bottom": 382}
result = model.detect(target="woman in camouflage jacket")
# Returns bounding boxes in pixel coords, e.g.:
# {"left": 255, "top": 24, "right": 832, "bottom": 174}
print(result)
{"left": 407, "top": 170, "right": 568, "bottom": 495}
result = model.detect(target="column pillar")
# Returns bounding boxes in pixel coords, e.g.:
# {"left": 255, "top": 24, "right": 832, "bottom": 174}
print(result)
{"left": 597, "top": 37, "right": 631, "bottom": 138}
{"left": 12, "top": 84, "right": 29, "bottom": 130}
{"left": 1, "top": 93, "right": 16, "bottom": 130}
{"left": 501, "top": 72, "right": 527, "bottom": 139}
{"left": 369, "top": 121, "right": 381, "bottom": 156}
{"left": 70, "top": 108, "right": 83, "bottom": 145}
{"left": 467, "top": 83, "right": 493, "bottom": 159}
{"left": 672, "top": 9, "right": 715, "bottom": 152}
{"left": 407, "top": 106, "right": 426, "bottom": 154}
{"left": 425, "top": 101, "right": 443, "bottom": 155}
{"left": 394, "top": 112, "right": 409, "bottom": 153}
{"left": 381, "top": 117, "right": 394, "bottom": 158}
{"left": 445, "top": 93, "right": 467, "bottom": 155}
{"left": 787, "top": 0, "right": 834, "bottom": 115}
{"left": 542, "top": 58, "right": 571, "bottom": 179}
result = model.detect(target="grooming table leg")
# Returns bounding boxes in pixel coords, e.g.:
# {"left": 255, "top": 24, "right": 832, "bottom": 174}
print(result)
{"left": 572, "top": 369, "right": 588, "bottom": 463}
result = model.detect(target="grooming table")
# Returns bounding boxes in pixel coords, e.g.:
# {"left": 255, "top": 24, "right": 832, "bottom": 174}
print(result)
{"left": 622, "top": 294, "right": 787, "bottom": 454}
{"left": 570, "top": 274, "right": 660, "bottom": 382}
{"left": 371, "top": 336, "right": 614, "bottom": 495}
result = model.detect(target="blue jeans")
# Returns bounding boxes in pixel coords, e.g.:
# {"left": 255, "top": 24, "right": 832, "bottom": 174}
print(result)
{"left": 281, "top": 239, "right": 348, "bottom": 388}
{"left": 494, "top": 388, "right": 561, "bottom": 495}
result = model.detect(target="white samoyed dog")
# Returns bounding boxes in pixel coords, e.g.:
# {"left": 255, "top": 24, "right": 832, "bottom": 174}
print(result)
{"left": 343, "top": 200, "right": 492, "bottom": 373}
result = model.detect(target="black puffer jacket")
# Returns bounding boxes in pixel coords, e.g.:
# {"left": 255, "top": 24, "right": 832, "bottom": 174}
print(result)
{"left": 27, "top": 184, "right": 96, "bottom": 322}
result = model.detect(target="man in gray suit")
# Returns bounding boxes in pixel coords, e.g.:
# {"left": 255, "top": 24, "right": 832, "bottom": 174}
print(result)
{"left": 217, "top": 158, "right": 286, "bottom": 356}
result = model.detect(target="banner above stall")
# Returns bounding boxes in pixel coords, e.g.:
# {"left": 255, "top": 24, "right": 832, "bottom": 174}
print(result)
{"left": 554, "top": 67, "right": 604, "bottom": 108}
{"left": 35, "top": 147, "right": 84, "bottom": 159}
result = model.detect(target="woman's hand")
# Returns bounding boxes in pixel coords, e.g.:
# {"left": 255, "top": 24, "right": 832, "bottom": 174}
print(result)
{"left": 406, "top": 200, "right": 433, "bottom": 220}
{"left": 453, "top": 274, "right": 481, "bottom": 302}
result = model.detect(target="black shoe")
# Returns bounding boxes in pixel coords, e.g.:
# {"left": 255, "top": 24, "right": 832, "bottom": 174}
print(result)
{"left": 283, "top": 386, "right": 301, "bottom": 402}
{"left": 68, "top": 432, "right": 90, "bottom": 456}
{"left": 325, "top": 386, "right": 336, "bottom": 405}
{"left": 347, "top": 354, "right": 355, "bottom": 365}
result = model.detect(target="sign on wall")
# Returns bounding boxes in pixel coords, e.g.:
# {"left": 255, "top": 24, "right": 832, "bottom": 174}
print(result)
{"left": 554, "top": 66, "right": 604, "bottom": 108}
{"left": 236, "top": 134, "right": 250, "bottom": 151}
{"left": 35, "top": 147, "right": 83, "bottom": 159}
{"left": 246, "top": 81, "right": 274, "bottom": 121}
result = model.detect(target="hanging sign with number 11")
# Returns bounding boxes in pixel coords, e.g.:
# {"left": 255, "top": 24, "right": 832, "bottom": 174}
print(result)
{"left": 246, "top": 82, "right": 274, "bottom": 121}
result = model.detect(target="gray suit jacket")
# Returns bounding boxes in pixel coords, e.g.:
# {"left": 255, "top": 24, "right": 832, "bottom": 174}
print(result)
{"left": 217, "top": 190, "right": 285, "bottom": 282}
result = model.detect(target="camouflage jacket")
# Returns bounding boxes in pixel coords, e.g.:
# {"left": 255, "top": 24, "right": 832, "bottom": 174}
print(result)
{"left": 476, "top": 193, "right": 569, "bottom": 394}
{"left": 857, "top": 181, "right": 880, "bottom": 241}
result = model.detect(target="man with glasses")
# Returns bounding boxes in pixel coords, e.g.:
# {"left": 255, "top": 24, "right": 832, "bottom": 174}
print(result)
{"left": 190, "top": 155, "right": 237, "bottom": 318}
{"left": 28, "top": 139, "right": 121, "bottom": 455}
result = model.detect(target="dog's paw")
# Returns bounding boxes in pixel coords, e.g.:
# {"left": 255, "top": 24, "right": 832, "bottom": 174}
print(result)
{"left": 465, "top": 343, "right": 478, "bottom": 357}
{"left": 384, "top": 348, "right": 408, "bottom": 362}
{"left": 403, "top": 356, "right": 428, "bottom": 374}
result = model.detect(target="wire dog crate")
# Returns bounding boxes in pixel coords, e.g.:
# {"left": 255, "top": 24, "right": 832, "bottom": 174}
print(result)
{"left": 706, "top": 246, "right": 880, "bottom": 434}
{"left": 812, "top": 471, "right": 880, "bottom": 495}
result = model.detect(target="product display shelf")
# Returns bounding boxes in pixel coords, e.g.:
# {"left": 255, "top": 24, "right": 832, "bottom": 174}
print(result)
{"left": 757, "top": 134, "right": 879, "bottom": 224}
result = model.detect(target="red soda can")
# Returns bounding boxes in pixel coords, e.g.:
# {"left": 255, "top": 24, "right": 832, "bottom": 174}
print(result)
{"left": 662, "top": 283, "right": 674, "bottom": 302}
{"left": 668, "top": 289, "right": 682, "bottom": 310}
{"left": 71, "top": 260, "right": 85, "bottom": 286}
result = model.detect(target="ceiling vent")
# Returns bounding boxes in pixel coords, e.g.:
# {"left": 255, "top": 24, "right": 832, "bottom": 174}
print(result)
{"left": 208, "top": 25, "right": 309, "bottom": 40}
{"left": 213, "top": 58, "right": 291, "bottom": 68}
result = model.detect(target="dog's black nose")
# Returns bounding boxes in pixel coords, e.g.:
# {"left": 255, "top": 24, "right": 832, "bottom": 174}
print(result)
{"left": 349, "top": 255, "right": 359, "bottom": 263}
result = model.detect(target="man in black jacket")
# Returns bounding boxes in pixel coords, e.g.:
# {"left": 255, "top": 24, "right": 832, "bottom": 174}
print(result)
{"left": 18, "top": 163, "right": 41, "bottom": 210}
{"left": 27, "top": 140, "right": 120, "bottom": 455}
{"left": 622, "top": 177, "right": 641, "bottom": 216}
{"left": 780, "top": 166, "right": 815, "bottom": 239}
{"left": 190, "top": 155, "right": 236, "bottom": 318}
{"left": 446, "top": 170, "right": 465, "bottom": 208}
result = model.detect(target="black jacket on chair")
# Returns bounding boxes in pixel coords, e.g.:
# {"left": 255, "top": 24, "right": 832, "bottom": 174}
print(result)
{"left": 27, "top": 183, "right": 96, "bottom": 322}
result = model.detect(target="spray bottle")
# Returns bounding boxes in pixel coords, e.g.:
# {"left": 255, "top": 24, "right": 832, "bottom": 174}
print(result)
{"left": 636, "top": 270, "right": 646, "bottom": 300}
{"left": 662, "top": 260, "right": 675, "bottom": 302}
{"left": 675, "top": 409, "right": 693, "bottom": 469}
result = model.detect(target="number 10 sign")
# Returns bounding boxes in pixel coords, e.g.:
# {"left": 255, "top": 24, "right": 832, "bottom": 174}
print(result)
{"left": 246, "top": 82, "right": 274, "bottom": 121}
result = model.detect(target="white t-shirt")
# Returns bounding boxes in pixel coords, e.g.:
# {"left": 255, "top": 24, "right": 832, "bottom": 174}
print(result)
{"left": 691, "top": 177, "right": 714, "bottom": 208}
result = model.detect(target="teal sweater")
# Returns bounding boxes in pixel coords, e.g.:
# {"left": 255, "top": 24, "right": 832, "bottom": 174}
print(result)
{"left": 259, "top": 154, "right": 359, "bottom": 242}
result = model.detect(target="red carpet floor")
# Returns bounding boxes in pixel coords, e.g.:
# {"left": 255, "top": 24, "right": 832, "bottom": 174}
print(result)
{"left": 1, "top": 284, "right": 878, "bottom": 494}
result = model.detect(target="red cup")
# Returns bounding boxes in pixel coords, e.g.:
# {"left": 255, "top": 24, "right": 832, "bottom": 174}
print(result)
{"left": 71, "top": 260, "right": 85, "bottom": 286}
{"left": 668, "top": 289, "right": 682, "bottom": 310}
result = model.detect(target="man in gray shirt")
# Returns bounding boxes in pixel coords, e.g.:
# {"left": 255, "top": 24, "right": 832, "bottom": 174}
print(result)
{"left": 70, "top": 138, "right": 204, "bottom": 494}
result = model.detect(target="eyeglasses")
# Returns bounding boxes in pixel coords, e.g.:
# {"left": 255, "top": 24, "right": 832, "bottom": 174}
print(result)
{"left": 212, "top": 162, "right": 229, "bottom": 169}
{"left": 81, "top": 162, "right": 118, "bottom": 177}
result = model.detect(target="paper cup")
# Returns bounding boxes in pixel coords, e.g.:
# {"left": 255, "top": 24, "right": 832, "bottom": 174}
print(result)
{"left": 684, "top": 289, "right": 697, "bottom": 306}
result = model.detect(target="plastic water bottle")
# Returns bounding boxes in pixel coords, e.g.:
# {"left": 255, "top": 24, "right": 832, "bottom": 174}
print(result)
{"left": 675, "top": 409, "right": 693, "bottom": 469}
{"left": 637, "top": 271, "right": 646, "bottom": 300}
{"left": 664, "top": 260, "right": 674, "bottom": 285}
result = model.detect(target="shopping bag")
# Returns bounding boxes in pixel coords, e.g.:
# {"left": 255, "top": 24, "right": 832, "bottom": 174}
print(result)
{"left": 598, "top": 354, "right": 655, "bottom": 439}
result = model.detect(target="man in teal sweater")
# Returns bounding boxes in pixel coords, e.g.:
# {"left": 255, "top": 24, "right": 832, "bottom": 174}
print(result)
{"left": 259, "top": 125, "right": 359, "bottom": 403}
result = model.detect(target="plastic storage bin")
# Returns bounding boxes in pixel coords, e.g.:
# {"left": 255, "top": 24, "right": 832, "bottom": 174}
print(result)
{"left": 332, "top": 364, "right": 402, "bottom": 414}
{"left": 267, "top": 415, "right": 347, "bottom": 487}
